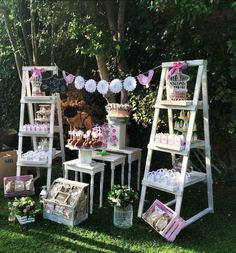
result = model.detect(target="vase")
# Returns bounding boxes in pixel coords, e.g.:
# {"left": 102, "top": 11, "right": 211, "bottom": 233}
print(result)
{"left": 16, "top": 215, "right": 35, "bottom": 225}
{"left": 113, "top": 204, "right": 133, "bottom": 229}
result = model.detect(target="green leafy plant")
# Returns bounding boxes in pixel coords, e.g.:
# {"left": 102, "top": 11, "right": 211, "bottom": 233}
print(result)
{"left": 8, "top": 197, "right": 41, "bottom": 218}
{"left": 107, "top": 185, "right": 138, "bottom": 207}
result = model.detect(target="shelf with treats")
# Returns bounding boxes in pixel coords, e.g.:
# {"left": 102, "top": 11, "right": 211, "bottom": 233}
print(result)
{"left": 154, "top": 100, "right": 203, "bottom": 110}
{"left": 142, "top": 171, "right": 207, "bottom": 194}
{"left": 17, "top": 150, "right": 62, "bottom": 167}
{"left": 21, "top": 96, "right": 55, "bottom": 104}
{"left": 19, "top": 131, "right": 51, "bottom": 137}
{"left": 149, "top": 140, "right": 205, "bottom": 155}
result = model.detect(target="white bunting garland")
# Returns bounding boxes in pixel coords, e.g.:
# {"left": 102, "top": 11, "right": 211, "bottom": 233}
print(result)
{"left": 110, "top": 79, "right": 122, "bottom": 93}
{"left": 74, "top": 76, "right": 85, "bottom": 89}
{"left": 123, "top": 76, "right": 137, "bottom": 91}
{"left": 85, "top": 79, "right": 97, "bottom": 93}
{"left": 57, "top": 63, "right": 162, "bottom": 94}
{"left": 97, "top": 80, "right": 109, "bottom": 94}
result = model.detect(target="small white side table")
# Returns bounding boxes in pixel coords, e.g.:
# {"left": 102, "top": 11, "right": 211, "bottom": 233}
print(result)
{"left": 63, "top": 159, "right": 105, "bottom": 214}
{"left": 106, "top": 147, "right": 142, "bottom": 191}
{"left": 92, "top": 151, "right": 126, "bottom": 189}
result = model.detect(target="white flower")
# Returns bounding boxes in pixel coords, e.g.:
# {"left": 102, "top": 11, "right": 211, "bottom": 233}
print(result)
{"left": 85, "top": 79, "right": 97, "bottom": 93}
{"left": 110, "top": 79, "right": 122, "bottom": 93}
{"left": 123, "top": 76, "right": 137, "bottom": 91}
{"left": 74, "top": 76, "right": 85, "bottom": 89}
{"left": 97, "top": 80, "right": 109, "bottom": 94}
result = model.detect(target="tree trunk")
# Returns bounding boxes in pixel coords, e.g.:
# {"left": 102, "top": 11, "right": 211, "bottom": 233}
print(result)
{"left": 105, "top": 0, "right": 117, "bottom": 40}
{"left": 2, "top": 6, "right": 23, "bottom": 81}
{"left": 50, "top": 23, "right": 55, "bottom": 65}
{"left": 85, "top": 0, "right": 116, "bottom": 103}
{"left": 15, "top": 1, "right": 33, "bottom": 66}
{"left": 30, "top": 0, "right": 38, "bottom": 65}
{"left": 117, "top": 0, "right": 128, "bottom": 104}
{"left": 106, "top": 0, "right": 128, "bottom": 104}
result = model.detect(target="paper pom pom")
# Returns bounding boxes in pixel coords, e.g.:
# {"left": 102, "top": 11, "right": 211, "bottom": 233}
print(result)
{"left": 97, "top": 80, "right": 109, "bottom": 94}
{"left": 110, "top": 79, "right": 122, "bottom": 93}
{"left": 74, "top": 76, "right": 85, "bottom": 89}
{"left": 85, "top": 79, "right": 97, "bottom": 93}
{"left": 123, "top": 76, "right": 137, "bottom": 91}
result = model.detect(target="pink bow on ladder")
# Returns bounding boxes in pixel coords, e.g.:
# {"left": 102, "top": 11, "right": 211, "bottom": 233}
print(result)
{"left": 167, "top": 61, "right": 188, "bottom": 80}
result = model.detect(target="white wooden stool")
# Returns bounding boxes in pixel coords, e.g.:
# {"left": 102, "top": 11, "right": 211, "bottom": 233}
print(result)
{"left": 106, "top": 147, "right": 142, "bottom": 191}
{"left": 92, "top": 151, "right": 126, "bottom": 189}
{"left": 63, "top": 159, "right": 104, "bottom": 214}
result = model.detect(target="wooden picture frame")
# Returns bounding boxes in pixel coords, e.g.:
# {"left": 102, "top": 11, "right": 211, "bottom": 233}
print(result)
{"left": 53, "top": 191, "right": 70, "bottom": 205}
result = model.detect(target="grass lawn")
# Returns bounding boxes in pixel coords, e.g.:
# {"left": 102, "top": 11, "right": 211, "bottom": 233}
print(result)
{"left": 0, "top": 167, "right": 235, "bottom": 253}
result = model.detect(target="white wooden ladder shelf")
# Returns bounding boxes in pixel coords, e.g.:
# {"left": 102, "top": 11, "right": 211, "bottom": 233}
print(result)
{"left": 16, "top": 66, "right": 65, "bottom": 190}
{"left": 138, "top": 59, "right": 214, "bottom": 228}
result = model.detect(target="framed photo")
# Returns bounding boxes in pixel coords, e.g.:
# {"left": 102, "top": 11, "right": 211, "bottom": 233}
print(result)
{"left": 53, "top": 191, "right": 70, "bottom": 205}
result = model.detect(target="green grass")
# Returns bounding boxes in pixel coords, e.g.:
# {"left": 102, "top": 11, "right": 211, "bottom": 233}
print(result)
{"left": 0, "top": 169, "right": 236, "bottom": 253}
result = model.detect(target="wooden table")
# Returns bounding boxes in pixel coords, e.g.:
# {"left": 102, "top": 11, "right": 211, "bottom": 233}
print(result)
{"left": 63, "top": 159, "right": 104, "bottom": 214}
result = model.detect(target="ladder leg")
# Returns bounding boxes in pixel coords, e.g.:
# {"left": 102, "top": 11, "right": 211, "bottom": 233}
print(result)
{"left": 46, "top": 167, "right": 52, "bottom": 190}
{"left": 202, "top": 65, "right": 214, "bottom": 213}
{"left": 175, "top": 155, "right": 189, "bottom": 215}
{"left": 56, "top": 93, "right": 65, "bottom": 163}
{"left": 138, "top": 149, "right": 153, "bottom": 217}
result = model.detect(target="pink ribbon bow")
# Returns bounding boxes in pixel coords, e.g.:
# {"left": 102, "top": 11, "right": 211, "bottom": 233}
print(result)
{"left": 167, "top": 61, "right": 188, "bottom": 80}
{"left": 31, "top": 67, "right": 45, "bottom": 78}
{"left": 137, "top": 69, "right": 154, "bottom": 86}
{"left": 63, "top": 70, "right": 75, "bottom": 85}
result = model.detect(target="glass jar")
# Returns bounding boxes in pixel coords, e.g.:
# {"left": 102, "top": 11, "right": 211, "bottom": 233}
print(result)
{"left": 113, "top": 204, "right": 133, "bottom": 229}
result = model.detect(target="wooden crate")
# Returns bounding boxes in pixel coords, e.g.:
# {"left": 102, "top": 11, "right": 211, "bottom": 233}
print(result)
{"left": 43, "top": 178, "right": 89, "bottom": 226}
{"left": 142, "top": 199, "right": 185, "bottom": 242}
{"left": 3, "top": 175, "right": 35, "bottom": 197}
{"left": 16, "top": 215, "right": 35, "bottom": 225}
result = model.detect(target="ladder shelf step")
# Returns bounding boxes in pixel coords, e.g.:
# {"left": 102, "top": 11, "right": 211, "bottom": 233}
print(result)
{"left": 155, "top": 100, "right": 203, "bottom": 110}
{"left": 21, "top": 96, "right": 55, "bottom": 104}
{"left": 19, "top": 131, "right": 52, "bottom": 137}
{"left": 148, "top": 140, "right": 205, "bottom": 155}
{"left": 142, "top": 171, "right": 207, "bottom": 194}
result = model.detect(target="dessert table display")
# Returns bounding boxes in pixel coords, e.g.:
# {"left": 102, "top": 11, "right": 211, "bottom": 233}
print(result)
{"left": 43, "top": 178, "right": 89, "bottom": 226}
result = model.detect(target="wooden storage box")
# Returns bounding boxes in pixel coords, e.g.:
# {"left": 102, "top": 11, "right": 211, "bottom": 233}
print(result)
{"left": 0, "top": 150, "right": 17, "bottom": 188}
{"left": 142, "top": 199, "right": 185, "bottom": 242}
{"left": 3, "top": 175, "right": 35, "bottom": 197}
{"left": 43, "top": 178, "right": 89, "bottom": 226}
{"left": 16, "top": 215, "right": 35, "bottom": 225}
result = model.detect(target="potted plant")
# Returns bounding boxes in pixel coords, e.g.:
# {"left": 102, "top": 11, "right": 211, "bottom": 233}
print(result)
{"left": 108, "top": 185, "right": 138, "bottom": 229}
{"left": 8, "top": 197, "right": 40, "bottom": 225}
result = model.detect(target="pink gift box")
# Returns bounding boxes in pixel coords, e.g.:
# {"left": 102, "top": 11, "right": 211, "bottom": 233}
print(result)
{"left": 161, "top": 134, "right": 168, "bottom": 144}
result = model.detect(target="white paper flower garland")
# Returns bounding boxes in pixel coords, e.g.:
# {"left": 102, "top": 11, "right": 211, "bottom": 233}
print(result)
{"left": 110, "top": 79, "right": 122, "bottom": 93}
{"left": 85, "top": 79, "right": 97, "bottom": 93}
{"left": 97, "top": 80, "right": 109, "bottom": 94}
{"left": 74, "top": 76, "right": 85, "bottom": 89}
{"left": 123, "top": 76, "right": 137, "bottom": 91}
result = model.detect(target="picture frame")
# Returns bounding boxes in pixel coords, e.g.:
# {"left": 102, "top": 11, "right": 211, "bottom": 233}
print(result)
{"left": 53, "top": 191, "right": 70, "bottom": 205}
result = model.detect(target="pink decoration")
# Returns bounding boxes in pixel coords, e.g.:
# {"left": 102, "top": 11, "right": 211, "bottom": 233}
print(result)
{"left": 137, "top": 69, "right": 154, "bottom": 86}
{"left": 31, "top": 67, "right": 45, "bottom": 78}
{"left": 167, "top": 61, "right": 188, "bottom": 80}
{"left": 62, "top": 71, "right": 75, "bottom": 85}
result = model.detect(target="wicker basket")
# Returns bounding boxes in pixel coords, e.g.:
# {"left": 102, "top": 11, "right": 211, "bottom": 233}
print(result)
{"left": 167, "top": 73, "right": 190, "bottom": 100}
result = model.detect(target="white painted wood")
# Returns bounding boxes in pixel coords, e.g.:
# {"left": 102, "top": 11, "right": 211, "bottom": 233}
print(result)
{"left": 138, "top": 60, "right": 213, "bottom": 228}
{"left": 63, "top": 159, "right": 105, "bottom": 214}
{"left": 202, "top": 63, "right": 214, "bottom": 213}
{"left": 16, "top": 66, "right": 65, "bottom": 190}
